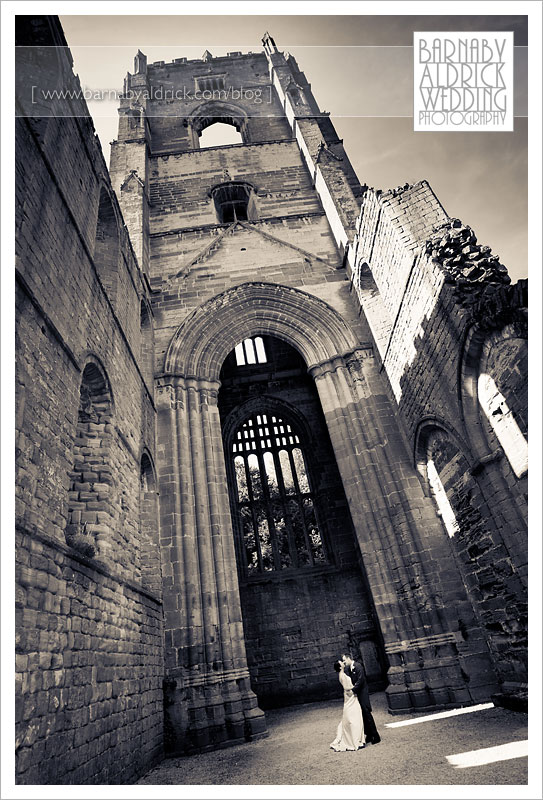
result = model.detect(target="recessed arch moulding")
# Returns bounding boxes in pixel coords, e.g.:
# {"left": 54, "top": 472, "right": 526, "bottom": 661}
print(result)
{"left": 156, "top": 282, "right": 493, "bottom": 751}
{"left": 164, "top": 282, "right": 357, "bottom": 379}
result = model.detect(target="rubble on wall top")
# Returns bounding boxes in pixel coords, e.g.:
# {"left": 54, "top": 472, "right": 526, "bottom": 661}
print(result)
{"left": 382, "top": 180, "right": 429, "bottom": 199}
{"left": 365, "top": 180, "right": 429, "bottom": 201}
{"left": 425, "top": 217, "right": 510, "bottom": 305}
{"left": 388, "top": 182, "right": 415, "bottom": 197}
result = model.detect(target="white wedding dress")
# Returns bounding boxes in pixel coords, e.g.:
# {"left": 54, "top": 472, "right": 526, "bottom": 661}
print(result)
{"left": 330, "top": 671, "right": 365, "bottom": 751}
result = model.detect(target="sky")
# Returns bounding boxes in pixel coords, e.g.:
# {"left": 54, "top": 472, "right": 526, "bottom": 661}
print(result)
{"left": 57, "top": 12, "right": 529, "bottom": 283}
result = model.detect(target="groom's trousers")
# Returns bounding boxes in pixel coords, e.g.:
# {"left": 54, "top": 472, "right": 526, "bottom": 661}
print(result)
{"left": 360, "top": 704, "right": 380, "bottom": 743}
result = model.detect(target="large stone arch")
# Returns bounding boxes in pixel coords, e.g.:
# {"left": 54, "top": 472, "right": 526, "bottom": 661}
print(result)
{"left": 164, "top": 282, "right": 358, "bottom": 379}
{"left": 189, "top": 99, "right": 249, "bottom": 132}
{"left": 158, "top": 282, "right": 500, "bottom": 753}
{"left": 217, "top": 362, "right": 389, "bottom": 704}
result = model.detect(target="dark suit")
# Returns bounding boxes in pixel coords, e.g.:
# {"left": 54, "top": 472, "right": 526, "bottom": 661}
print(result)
{"left": 345, "top": 660, "right": 381, "bottom": 744}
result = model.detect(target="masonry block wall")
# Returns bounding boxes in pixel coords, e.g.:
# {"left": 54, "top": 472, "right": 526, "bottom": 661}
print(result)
{"left": 15, "top": 17, "right": 163, "bottom": 784}
{"left": 15, "top": 529, "right": 163, "bottom": 785}
{"left": 109, "top": 46, "right": 373, "bottom": 363}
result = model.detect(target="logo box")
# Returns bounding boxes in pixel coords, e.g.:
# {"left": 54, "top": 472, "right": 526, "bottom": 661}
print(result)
{"left": 413, "top": 32, "right": 514, "bottom": 132}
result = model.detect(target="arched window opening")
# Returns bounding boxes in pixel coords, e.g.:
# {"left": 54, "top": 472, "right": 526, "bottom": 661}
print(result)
{"left": 210, "top": 181, "right": 258, "bottom": 223}
{"left": 217, "top": 332, "right": 384, "bottom": 703}
{"left": 199, "top": 121, "right": 243, "bottom": 149}
{"left": 189, "top": 101, "right": 248, "bottom": 150}
{"left": 140, "top": 299, "right": 154, "bottom": 390}
{"left": 231, "top": 412, "right": 326, "bottom": 575}
{"left": 478, "top": 373, "right": 528, "bottom": 478}
{"left": 140, "top": 452, "right": 161, "bottom": 596}
{"left": 65, "top": 362, "right": 114, "bottom": 558}
{"left": 235, "top": 337, "right": 267, "bottom": 366}
{"left": 427, "top": 459, "right": 459, "bottom": 537}
{"left": 94, "top": 188, "right": 120, "bottom": 304}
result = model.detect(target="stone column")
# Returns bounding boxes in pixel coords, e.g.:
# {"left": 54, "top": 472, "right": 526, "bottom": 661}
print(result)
{"left": 310, "top": 349, "right": 496, "bottom": 711}
{"left": 157, "top": 376, "right": 266, "bottom": 753}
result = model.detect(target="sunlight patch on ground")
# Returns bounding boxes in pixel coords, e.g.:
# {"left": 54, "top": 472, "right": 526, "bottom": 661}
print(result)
{"left": 447, "top": 740, "right": 529, "bottom": 768}
{"left": 385, "top": 702, "right": 495, "bottom": 727}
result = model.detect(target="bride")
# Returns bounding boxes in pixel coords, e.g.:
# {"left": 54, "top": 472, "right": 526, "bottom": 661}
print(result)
{"left": 330, "top": 659, "right": 365, "bottom": 751}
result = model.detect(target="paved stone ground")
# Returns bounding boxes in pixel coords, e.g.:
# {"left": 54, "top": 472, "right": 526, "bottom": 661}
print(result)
{"left": 136, "top": 693, "right": 528, "bottom": 786}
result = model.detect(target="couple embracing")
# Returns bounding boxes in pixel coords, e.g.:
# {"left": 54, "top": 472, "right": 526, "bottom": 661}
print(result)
{"left": 330, "top": 653, "right": 381, "bottom": 752}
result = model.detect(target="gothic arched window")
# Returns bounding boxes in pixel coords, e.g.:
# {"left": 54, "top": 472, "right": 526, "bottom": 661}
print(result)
{"left": 140, "top": 452, "right": 161, "bottom": 595}
{"left": 426, "top": 458, "right": 459, "bottom": 538}
{"left": 94, "top": 187, "right": 120, "bottom": 304}
{"left": 231, "top": 411, "right": 327, "bottom": 575}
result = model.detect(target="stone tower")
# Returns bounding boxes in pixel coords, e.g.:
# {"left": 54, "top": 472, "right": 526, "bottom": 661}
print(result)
{"left": 109, "top": 34, "right": 527, "bottom": 753}
{"left": 15, "top": 17, "right": 527, "bottom": 781}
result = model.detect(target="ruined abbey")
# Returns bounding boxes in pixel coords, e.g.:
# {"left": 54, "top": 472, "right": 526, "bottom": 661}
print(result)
{"left": 15, "top": 16, "right": 527, "bottom": 784}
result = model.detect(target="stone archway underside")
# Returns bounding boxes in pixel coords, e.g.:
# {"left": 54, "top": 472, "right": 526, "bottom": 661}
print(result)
{"left": 158, "top": 283, "right": 494, "bottom": 753}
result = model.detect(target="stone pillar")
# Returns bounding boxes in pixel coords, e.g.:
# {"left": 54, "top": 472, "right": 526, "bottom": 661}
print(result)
{"left": 156, "top": 376, "right": 266, "bottom": 753}
{"left": 310, "top": 349, "right": 498, "bottom": 712}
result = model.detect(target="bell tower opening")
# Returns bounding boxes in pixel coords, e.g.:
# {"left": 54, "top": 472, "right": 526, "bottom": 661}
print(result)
{"left": 218, "top": 334, "right": 387, "bottom": 709}
{"left": 199, "top": 121, "right": 243, "bottom": 148}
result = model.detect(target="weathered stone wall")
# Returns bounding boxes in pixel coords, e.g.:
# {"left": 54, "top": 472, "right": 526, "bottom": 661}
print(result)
{"left": 149, "top": 141, "right": 322, "bottom": 231}
{"left": 15, "top": 17, "right": 163, "bottom": 784}
{"left": 240, "top": 567, "right": 380, "bottom": 708}
{"left": 353, "top": 182, "right": 528, "bottom": 694}
{"left": 149, "top": 215, "right": 365, "bottom": 369}
{"left": 483, "top": 333, "right": 528, "bottom": 439}
{"left": 353, "top": 181, "right": 449, "bottom": 383}
{"left": 15, "top": 527, "right": 163, "bottom": 785}
{"left": 423, "top": 429, "right": 527, "bottom": 687}
{"left": 16, "top": 114, "right": 156, "bottom": 582}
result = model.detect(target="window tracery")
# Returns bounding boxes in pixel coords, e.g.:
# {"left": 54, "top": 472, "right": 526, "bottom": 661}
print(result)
{"left": 231, "top": 412, "right": 326, "bottom": 575}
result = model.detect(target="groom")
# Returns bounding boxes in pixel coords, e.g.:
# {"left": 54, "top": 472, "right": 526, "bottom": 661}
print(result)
{"left": 342, "top": 653, "right": 381, "bottom": 745}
